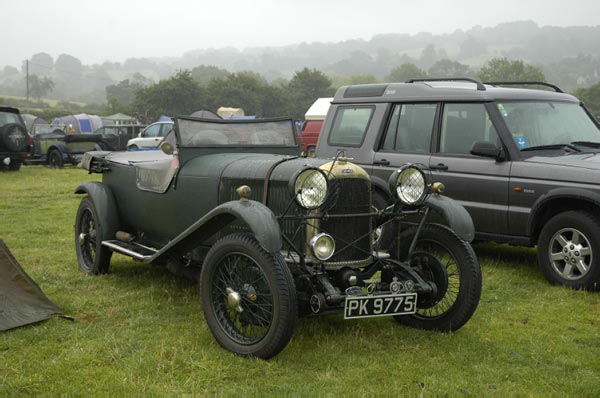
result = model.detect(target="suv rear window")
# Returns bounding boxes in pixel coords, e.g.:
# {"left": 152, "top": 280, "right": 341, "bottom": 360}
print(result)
{"left": 382, "top": 103, "right": 436, "bottom": 152}
{"left": 0, "top": 111, "right": 22, "bottom": 126}
{"left": 328, "top": 106, "right": 374, "bottom": 147}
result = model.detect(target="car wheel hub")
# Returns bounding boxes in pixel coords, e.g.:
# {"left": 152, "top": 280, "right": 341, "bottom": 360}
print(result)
{"left": 549, "top": 227, "right": 592, "bottom": 280}
{"left": 226, "top": 287, "right": 243, "bottom": 313}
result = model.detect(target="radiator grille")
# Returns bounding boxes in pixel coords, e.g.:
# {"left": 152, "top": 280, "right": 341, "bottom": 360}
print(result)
{"left": 321, "top": 178, "right": 372, "bottom": 264}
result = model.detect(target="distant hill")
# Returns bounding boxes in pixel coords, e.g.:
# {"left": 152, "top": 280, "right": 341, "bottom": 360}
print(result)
{"left": 1, "top": 20, "right": 599, "bottom": 104}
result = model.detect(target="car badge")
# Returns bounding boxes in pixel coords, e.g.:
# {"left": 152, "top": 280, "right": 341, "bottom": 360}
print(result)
{"left": 345, "top": 286, "right": 362, "bottom": 296}
{"left": 342, "top": 168, "right": 354, "bottom": 174}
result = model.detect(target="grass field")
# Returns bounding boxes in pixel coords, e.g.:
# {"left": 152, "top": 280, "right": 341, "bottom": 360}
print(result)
{"left": 1, "top": 166, "right": 599, "bottom": 395}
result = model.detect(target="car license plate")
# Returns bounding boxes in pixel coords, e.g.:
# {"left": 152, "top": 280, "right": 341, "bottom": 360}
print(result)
{"left": 344, "top": 293, "right": 418, "bottom": 319}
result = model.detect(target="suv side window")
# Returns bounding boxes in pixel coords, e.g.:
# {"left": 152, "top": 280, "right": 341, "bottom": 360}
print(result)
{"left": 143, "top": 124, "right": 161, "bottom": 138}
{"left": 439, "top": 103, "right": 498, "bottom": 154}
{"left": 328, "top": 106, "right": 374, "bottom": 146}
{"left": 382, "top": 103, "right": 436, "bottom": 152}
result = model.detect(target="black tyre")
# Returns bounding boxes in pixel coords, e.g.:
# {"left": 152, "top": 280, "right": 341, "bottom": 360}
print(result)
{"left": 0, "top": 123, "right": 28, "bottom": 152}
{"left": 372, "top": 190, "right": 396, "bottom": 251}
{"left": 48, "top": 149, "right": 64, "bottom": 168}
{"left": 200, "top": 233, "right": 297, "bottom": 359}
{"left": 391, "top": 223, "right": 482, "bottom": 331}
{"left": 127, "top": 145, "right": 138, "bottom": 150}
{"left": 537, "top": 210, "right": 600, "bottom": 290}
{"left": 75, "top": 197, "right": 112, "bottom": 274}
{"left": 7, "top": 160, "right": 21, "bottom": 171}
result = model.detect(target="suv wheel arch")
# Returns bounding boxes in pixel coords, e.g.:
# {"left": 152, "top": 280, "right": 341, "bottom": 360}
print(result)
{"left": 528, "top": 188, "right": 600, "bottom": 242}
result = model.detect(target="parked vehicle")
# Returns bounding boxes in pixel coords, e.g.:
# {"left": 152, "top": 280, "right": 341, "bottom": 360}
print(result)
{"left": 0, "top": 107, "right": 31, "bottom": 171}
{"left": 126, "top": 121, "right": 173, "bottom": 149}
{"left": 28, "top": 124, "right": 101, "bottom": 167}
{"left": 94, "top": 124, "right": 145, "bottom": 151}
{"left": 315, "top": 78, "right": 600, "bottom": 290}
{"left": 75, "top": 116, "right": 481, "bottom": 358}
{"left": 298, "top": 97, "right": 332, "bottom": 156}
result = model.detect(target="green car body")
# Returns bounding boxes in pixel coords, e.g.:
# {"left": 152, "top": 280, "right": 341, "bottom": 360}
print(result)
{"left": 75, "top": 115, "right": 481, "bottom": 358}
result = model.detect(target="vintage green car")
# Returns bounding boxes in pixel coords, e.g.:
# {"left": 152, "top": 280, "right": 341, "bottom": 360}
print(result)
{"left": 75, "top": 116, "right": 482, "bottom": 358}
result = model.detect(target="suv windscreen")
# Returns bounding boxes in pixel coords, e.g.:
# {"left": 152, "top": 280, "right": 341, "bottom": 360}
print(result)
{"left": 498, "top": 101, "right": 600, "bottom": 150}
{"left": 0, "top": 111, "right": 22, "bottom": 126}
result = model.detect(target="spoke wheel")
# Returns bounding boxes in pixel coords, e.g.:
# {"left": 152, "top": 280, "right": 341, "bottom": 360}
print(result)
{"left": 74, "top": 197, "right": 111, "bottom": 274}
{"left": 200, "top": 233, "right": 297, "bottom": 358}
{"left": 538, "top": 211, "right": 600, "bottom": 290}
{"left": 391, "top": 223, "right": 482, "bottom": 331}
{"left": 211, "top": 252, "right": 274, "bottom": 345}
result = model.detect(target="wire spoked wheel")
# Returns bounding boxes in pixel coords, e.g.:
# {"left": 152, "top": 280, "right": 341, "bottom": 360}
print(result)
{"left": 200, "top": 233, "right": 297, "bottom": 358}
{"left": 74, "top": 197, "right": 111, "bottom": 274}
{"left": 211, "top": 252, "right": 274, "bottom": 344}
{"left": 392, "top": 223, "right": 482, "bottom": 331}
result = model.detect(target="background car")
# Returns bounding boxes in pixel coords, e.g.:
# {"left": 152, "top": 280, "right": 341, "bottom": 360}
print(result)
{"left": 126, "top": 121, "right": 173, "bottom": 149}
{"left": 315, "top": 78, "right": 600, "bottom": 290}
{"left": 0, "top": 107, "right": 31, "bottom": 171}
{"left": 28, "top": 124, "right": 101, "bottom": 167}
{"left": 94, "top": 124, "right": 145, "bottom": 151}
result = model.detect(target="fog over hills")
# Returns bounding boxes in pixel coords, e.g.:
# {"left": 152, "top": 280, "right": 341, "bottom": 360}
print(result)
{"left": 1, "top": 21, "right": 599, "bottom": 103}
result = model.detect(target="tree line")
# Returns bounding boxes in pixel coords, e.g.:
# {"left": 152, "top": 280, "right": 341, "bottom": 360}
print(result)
{"left": 105, "top": 58, "right": 600, "bottom": 121}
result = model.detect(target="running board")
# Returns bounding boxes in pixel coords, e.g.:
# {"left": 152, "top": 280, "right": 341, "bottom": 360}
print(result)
{"left": 101, "top": 240, "right": 157, "bottom": 261}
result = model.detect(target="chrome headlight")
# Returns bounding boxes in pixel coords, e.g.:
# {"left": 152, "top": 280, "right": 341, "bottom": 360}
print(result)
{"left": 310, "top": 233, "right": 335, "bottom": 261}
{"left": 388, "top": 164, "right": 428, "bottom": 205}
{"left": 290, "top": 168, "right": 328, "bottom": 209}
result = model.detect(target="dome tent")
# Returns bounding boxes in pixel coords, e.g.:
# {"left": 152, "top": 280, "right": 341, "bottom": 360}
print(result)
{"left": 51, "top": 113, "right": 104, "bottom": 133}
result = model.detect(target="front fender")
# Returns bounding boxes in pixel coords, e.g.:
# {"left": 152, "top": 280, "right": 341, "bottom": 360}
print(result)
{"left": 74, "top": 181, "right": 120, "bottom": 240}
{"left": 150, "top": 199, "right": 282, "bottom": 263}
{"left": 423, "top": 194, "right": 475, "bottom": 242}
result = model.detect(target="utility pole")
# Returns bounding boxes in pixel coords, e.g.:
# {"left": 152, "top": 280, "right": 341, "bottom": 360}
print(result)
{"left": 25, "top": 59, "right": 29, "bottom": 112}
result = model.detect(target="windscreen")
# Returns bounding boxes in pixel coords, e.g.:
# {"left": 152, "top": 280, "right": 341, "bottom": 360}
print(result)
{"left": 176, "top": 118, "right": 297, "bottom": 147}
{"left": 498, "top": 101, "right": 599, "bottom": 149}
{"left": 0, "top": 111, "right": 22, "bottom": 126}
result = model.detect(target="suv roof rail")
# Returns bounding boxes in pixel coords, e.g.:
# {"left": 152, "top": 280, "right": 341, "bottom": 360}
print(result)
{"left": 483, "top": 81, "right": 564, "bottom": 93}
{"left": 405, "top": 78, "right": 486, "bottom": 91}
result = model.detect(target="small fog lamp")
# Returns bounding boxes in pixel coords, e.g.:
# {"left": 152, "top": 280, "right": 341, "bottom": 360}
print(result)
{"left": 310, "top": 233, "right": 335, "bottom": 261}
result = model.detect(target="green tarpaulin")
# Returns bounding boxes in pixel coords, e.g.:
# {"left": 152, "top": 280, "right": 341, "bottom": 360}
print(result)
{"left": 0, "top": 239, "right": 63, "bottom": 331}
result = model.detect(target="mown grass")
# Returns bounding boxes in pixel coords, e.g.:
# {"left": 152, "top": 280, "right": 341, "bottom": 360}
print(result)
{"left": 1, "top": 166, "right": 599, "bottom": 395}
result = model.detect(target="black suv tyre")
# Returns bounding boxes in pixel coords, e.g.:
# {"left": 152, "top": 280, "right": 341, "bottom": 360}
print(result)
{"left": 7, "top": 161, "right": 21, "bottom": 171}
{"left": 537, "top": 210, "right": 600, "bottom": 290}
{"left": 200, "top": 233, "right": 297, "bottom": 359}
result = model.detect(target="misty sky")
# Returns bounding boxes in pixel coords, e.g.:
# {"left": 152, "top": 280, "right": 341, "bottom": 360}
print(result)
{"left": 2, "top": 0, "right": 600, "bottom": 68}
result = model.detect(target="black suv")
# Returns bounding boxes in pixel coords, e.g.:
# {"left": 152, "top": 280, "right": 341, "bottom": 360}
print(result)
{"left": 0, "top": 107, "right": 31, "bottom": 171}
{"left": 315, "top": 79, "right": 600, "bottom": 290}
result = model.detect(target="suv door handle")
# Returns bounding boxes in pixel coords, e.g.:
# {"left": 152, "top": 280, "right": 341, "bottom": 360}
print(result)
{"left": 430, "top": 163, "right": 448, "bottom": 171}
{"left": 374, "top": 159, "right": 390, "bottom": 166}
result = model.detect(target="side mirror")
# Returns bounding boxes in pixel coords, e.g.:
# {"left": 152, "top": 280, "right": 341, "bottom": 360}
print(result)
{"left": 470, "top": 141, "right": 505, "bottom": 161}
{"left": 160, "top": 141, "right": 174, "bottom": 155}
